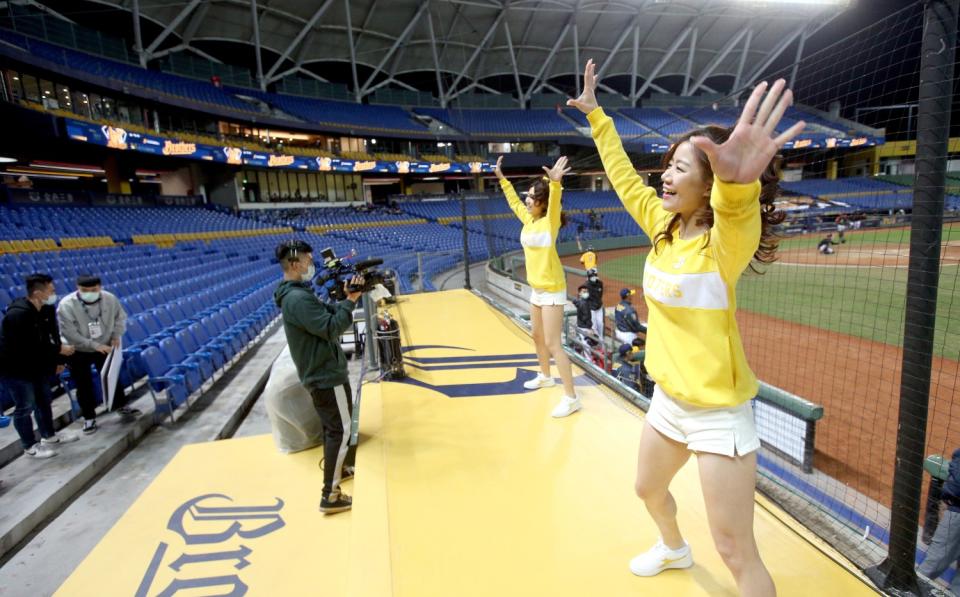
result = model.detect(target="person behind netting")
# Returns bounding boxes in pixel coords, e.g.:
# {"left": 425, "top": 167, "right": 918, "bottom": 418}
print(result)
{"left": 919, "top": 448, "right": 960, "bottom": 593}
{"left": 834, "top": 214, "right": 849, "bottom": 243}
{"left": 571, "top": 284, "right": 600, "bottom": 359}
{"left": 584, "top": 267, "right": 605, "bottom": 341}
{"left": 58, "top": 274, "right": 139, "bottom": 434}
{"left": 495, "top": 155, "right": 581, "bottom": 418}
{"left": 274, "top": 239, "right": 363, "bottom": 515}
{"left": 570, "top": 58, "right": 804, "bottom": 593}
{"left": 817, "top": 233, "right": 839, "bottom": 255}
{"left": 614, "top": 288, "right": 644, "bottom": 345}
{"left": 0, "top": 273, "right": 78, "bottom": 458}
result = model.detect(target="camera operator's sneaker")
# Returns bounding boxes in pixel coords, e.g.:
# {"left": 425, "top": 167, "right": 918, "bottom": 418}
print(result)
{"left": 550, "top": 395, "right": 582, "bottom": 418}
{"left": 629, "top": 539, "right": 693, "bottom": 577}
{"left": 24, "top": 443, "right": 57, "bottom": 459}
{"left": 523, "top": 373, "right": 556, "bottom": 390}
{"left": 82, "top": 419, "right": 98, "bottom": 435}
{"left": 320, "top": 489, "right": 352, "bottom": 515}
{"left": 340, "top": 465, "right": 355, "bottom": 482}
{"left": 41, "top": 430, "right": 79, "bottom": 445}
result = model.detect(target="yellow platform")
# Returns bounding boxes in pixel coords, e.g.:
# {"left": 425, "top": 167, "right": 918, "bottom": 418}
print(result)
{"left": 57, "top": 290, "right": 876, "bottom": 597}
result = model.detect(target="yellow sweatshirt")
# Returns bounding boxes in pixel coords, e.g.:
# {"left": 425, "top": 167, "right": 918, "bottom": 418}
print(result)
{"left": 501, "top": 178, "right": 566, "bottom": 292}
{"left": 588, "top": 107, "right": 760, "bottom": 408}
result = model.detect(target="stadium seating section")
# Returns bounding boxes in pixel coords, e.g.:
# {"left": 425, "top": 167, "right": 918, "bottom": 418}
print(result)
{"left": 0, "top": 25, "right": 869, "bottom": 144}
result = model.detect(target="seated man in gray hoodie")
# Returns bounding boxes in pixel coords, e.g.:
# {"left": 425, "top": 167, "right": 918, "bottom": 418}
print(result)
{"left": 58, "top": 274, "right": 139, "bottom": 434}
{"left": 273, "top": 240, "right": 363, "bottom": 515}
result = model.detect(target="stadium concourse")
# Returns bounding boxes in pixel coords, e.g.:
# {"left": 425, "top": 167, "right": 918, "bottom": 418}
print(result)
{"left": 0, "top": 0, "right": 957, "bottom": 596}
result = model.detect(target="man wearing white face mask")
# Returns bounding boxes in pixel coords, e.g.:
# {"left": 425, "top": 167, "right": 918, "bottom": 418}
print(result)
{"left": 58, "top": 274, "right": 136, "bottom": 434}
{"left": 274, "top": 239, "right": 363, "bottom": 515}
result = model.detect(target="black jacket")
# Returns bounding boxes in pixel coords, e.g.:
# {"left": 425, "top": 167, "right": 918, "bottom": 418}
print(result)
{"left": 585, "top": 277, "right": 604, "bottom": 311}
{"left": 573, "top": 298, "right": 593, "bottom": 329}
{"left": 0, "top": 298, "right": 64, "bottom": 380}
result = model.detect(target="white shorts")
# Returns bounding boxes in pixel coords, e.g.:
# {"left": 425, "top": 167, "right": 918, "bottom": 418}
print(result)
{"left": 530, "top": 288, "right": 567, "bottom": 306}
{"left": 646, "top": 385, "right": 761, "bottom": 457}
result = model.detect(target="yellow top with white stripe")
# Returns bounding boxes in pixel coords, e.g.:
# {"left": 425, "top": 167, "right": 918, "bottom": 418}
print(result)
{"left": 500, "top": 177, "right": 566, "bottom": 293}
{"left": 588, "top": 107, "right": 760, "bottom": 408}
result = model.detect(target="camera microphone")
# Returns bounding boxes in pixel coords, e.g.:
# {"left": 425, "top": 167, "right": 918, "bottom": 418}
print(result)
{"left": 354, "top": 258, "right": 384, "bottom": 270}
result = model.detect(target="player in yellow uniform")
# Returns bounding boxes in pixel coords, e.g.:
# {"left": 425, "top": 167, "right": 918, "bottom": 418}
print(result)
{"left": 496, "top": 156, "right": 580, "bottom": 418}
{"left": 569, "top": 59, "right": 805, "bottom": 596}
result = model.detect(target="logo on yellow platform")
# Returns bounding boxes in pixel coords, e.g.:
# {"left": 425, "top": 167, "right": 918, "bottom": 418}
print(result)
{"left": 137, "top": 494, "right": 285, "bottom": 596}
{"left": 398, "top": 345, "right": 543, "bottom": 398}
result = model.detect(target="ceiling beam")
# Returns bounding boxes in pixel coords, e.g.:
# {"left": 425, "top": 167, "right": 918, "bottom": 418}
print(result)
{"left": 250, "top": 0, "right": 264, "bottom": 90}
{"left": 447, "top": 12, "right": 506, "bottom": 98}
{"left": 426, "top": 3, "right": 447, "bottom": 106}
{"left": 688, "top": 27, "right": 749, "bottom": 96}
{"left": 343, "top": 0, "right": 361, "bottom": 102}
{"left": 264, "top": 0, "right": 335, "bottom": 83}
{"left": 144, "top": 0, "right": 202, "bottom": 57}
{"left": 634, "top": 25, "right": 693, "bottom": 99}
{"left": 360, "top": 2, "right": 431, "bottom": 95}
{"left": 524, "top": 14, "right": 574, "bottom": 101}
{"left": 681, "top": 27, "right": 698, "bottom": 96}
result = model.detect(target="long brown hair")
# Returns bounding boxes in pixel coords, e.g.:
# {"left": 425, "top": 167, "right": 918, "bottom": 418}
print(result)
{"left": 529, "top": 179, "right": 568, "bottom": 227}
{"left": 653, "top": 126, "right": 783, "bottom": 273}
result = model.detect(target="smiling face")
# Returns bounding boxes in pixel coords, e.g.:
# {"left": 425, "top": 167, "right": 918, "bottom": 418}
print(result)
{"left": 661, "top": 141, "right": 712, "bottom": 217}
{"left": 524, "top": 182, "right": 548, "bottom": 218}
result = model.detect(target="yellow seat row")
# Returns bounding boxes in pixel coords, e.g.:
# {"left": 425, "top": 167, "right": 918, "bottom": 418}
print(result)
{"left": 0, "top": 238, "right": 58, "bottom": 254}
{"left": 132, "top": 228, "right": 293, "bottom": 247}
{"left": 307, "top": 219, "right": 427, "bottom": 233}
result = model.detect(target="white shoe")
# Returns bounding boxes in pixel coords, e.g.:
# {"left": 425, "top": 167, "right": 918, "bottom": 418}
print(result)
{"left": 42, "top": 430, "right": 79, "bottom": 445}
{"left": 630, "top": 539, "right": 693, "bottom": 577}
{"left": 523, "top": 374, "right": 556, "bottom": 390}
{"left": 24, "top": 443, "right": 58, "bottom": 459}
{"left": 550, "top": 395, "right": 582, "bottom": 418}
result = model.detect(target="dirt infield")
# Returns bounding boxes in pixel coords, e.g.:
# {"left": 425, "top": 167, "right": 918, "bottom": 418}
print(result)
{"left": 555, "top": 247, "right": 960, "bottom": 509}
{"left": 778, "top": 241, "right": 960, "bottom": 268}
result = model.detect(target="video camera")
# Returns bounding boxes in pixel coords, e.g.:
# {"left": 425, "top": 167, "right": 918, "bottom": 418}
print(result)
{"left": 316, "top": 247, "right": 391, "bottom": 302}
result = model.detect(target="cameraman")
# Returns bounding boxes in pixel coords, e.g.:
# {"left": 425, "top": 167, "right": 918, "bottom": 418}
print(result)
{"left": 273, "top": 240, "right": 363, "bottom": 515}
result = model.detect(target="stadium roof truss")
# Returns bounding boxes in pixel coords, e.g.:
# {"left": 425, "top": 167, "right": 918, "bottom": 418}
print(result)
{"left": 54, "top": 0, "right": 849, "bottom": 106}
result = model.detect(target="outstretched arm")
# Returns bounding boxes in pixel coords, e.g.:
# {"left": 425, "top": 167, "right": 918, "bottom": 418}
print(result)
{"left": 543, "top": 156, "right": 570, "bottom": 231}
{"left": 569, "top": 59, "right": 662, "bottom": 238}
{"left": 693, "top": 79, "right": 805, "bottom": 281}
{"left": 496, "top": 155, "right": 534, "bottom": 225}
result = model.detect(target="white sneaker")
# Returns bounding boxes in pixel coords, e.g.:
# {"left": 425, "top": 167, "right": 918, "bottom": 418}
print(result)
{"left": 550, "top": 395, "right": 582, "bottom": 418}
{"left": 630, "top": 539, "right": 693, "bottom": 576}
{"left": 523, "top": 374, "right": 556, "bottom": 390}
{"left": 24, "top": 443, "right": 58, "bottom": 459}
{"left": 42, "top": 430, "right": 80, "bottom": 445}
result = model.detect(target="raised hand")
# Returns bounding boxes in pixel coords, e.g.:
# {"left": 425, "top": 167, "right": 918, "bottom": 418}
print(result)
{"left": 543, "top": 156, "right": 571, "bottom": 182}
{"left": 494, "top": 155, "right": 505, "bottom": 180}
{"left": 566, "top": 58, "right": 598, "bottom": 115}
{"left": 689, "top": 79, "right": 806, "bottom": 184}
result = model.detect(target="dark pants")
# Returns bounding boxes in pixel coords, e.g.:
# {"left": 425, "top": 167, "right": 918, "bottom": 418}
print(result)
{"left": 309, "top": 382, "right": 356, "bottom": 498}
{"left": 68, "top": 350, "right": 127, "bottom": 419}
{"left": 3, "top": 376, "right": 56, "bottom": 449}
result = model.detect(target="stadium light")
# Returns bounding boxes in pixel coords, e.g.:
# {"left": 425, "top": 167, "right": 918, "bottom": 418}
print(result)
{"left": 0, "top": 156, "right": 17, "bottom": 163}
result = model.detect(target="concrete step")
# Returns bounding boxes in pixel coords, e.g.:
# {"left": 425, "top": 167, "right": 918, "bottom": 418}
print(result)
{"left": 0, "top": 319, "right": 283, "bottom": 565}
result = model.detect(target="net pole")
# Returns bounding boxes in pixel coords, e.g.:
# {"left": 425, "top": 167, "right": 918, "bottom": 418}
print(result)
{"left": 865, "top": 0, "right": 958, "bottom": 591}
{"left": 460, "top": 193, "right": 472, "bottom": 290}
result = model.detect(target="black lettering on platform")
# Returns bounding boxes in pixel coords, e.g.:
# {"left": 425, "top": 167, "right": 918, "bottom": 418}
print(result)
{"left": 135, "top": 494, "right": 285, "bottom": 597}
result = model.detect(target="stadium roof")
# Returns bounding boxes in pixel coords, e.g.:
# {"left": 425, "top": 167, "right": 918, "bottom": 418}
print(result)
{"left": 44, "top": 0, "right": 852, "bottom": 105}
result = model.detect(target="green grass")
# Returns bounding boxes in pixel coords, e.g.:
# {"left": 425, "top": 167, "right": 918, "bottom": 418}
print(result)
{"left": 602, "top": 226, "right": 960, "bottom": 361}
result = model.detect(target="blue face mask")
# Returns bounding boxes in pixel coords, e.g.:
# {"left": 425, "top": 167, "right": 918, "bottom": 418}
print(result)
{"left": 80, "top": 291, "right": 101, "bottom": 303}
